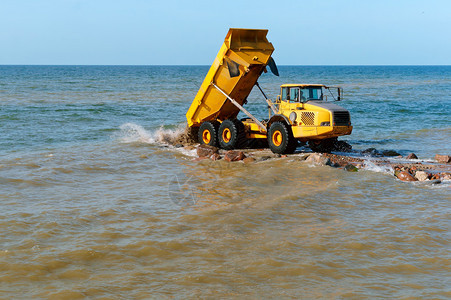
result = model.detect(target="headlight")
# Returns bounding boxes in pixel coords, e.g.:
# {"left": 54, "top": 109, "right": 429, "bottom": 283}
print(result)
{"left": 289, "top": 112, "right": 297, "bottom": 122}
{"left": 320, "top": 122, "right": 330, "bottom": 126}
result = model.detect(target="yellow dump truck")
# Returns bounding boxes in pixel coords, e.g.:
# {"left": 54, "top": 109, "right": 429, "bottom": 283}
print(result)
{"left": 186, "top": 28, "right": 353, "bottom": 154}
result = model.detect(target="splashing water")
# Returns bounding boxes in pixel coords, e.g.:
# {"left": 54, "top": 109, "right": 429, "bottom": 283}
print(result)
{"left": 117, "top": 122, "right": 192, "bottom": 145}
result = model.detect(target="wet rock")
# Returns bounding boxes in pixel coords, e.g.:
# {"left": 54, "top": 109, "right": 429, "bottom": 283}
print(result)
{"left": 258, "top": 156, "right": 272, "bottom": 161}
{"left": 395, "top": 170, "right": 417, "bottom": 182}
{"left": 296, "top": 154, "right": 310, "bottom": 161}
{"left": 224, "top": 150, "right": 246, "bottom": 162}
{"left": 243, "top": 157, "right": 256, "bottom": 164}
{"left": 197, "top": 144, "right": 219, "bottom": 158}
{"left": 406, "top": 153, "right": 418, "bottom": 160}
{"left": 175, "top": 144, "right": 183, "bottom": 148}
{"left": 210, "top": 153, "right": 221, "bottom": 161}
{"left": 431, "top": 174, "right": 441, "bottom": 180}
{"left": 425, "top": 179, "right": 442, "bottom": 185}
{"left": 306, "top": 153, "right": 331, "bottom": 166}
{"left": 344, "top": 164, "right": 358, "bottom": 172}
{"left": 382, "top": 150, "right": 401, "bottom": 157}
{"left": 414, "top": 171, "right": 429, "bottom": 181}
{"left": 435, "top": 154, "right": 451, "bottom": 163}
{"left": 334, "top": 140, "right": 353, "bottom": 152}
{"left": 362, "top": 148, "right": 381, "bottom": 156}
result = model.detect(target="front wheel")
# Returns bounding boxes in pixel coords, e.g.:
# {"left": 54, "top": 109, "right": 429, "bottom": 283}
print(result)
{"left": 268, "top": 122, "right": 296, "bottom": 154}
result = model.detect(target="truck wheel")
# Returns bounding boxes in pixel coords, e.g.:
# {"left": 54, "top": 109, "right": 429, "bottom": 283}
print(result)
{"left": 198, "top": 121, "right": 219, "bottom": 147}
{"left": 308, "top": 138, "right": 336, "bottom": 153}
{"left": 218, "top": 119, "right": 246, "bottom": 150}
{"left": 268, "top": 121, "right": 295, "bottom": 154}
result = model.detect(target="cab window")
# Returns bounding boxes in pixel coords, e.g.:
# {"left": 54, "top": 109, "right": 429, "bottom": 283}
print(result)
{"left": 289, "top": 88, "right": 299, "bottom": 102}
{"left": 281, "top": 87, "right": 288, "bottom": 100}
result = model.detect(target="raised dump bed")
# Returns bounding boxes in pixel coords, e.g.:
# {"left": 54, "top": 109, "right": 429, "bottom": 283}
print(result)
{"left": 186, "top": 28, "right": 275, "bottom": 128}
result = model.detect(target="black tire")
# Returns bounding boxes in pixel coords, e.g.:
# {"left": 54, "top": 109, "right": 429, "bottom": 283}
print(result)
{"left": 308, "top": 138, "right": 336, "bottom": 153}
{"left": 198, "top": 121, "right": 219, "bottom": 147}
{"left": 267, "top": 121, "right": 296, "bottom": 154}
{"left": 218, "top": 119, "right": 247, "bottom": 150}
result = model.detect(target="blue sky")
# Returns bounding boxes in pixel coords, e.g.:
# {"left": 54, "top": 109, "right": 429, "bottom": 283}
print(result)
{"left": 1, "top": 0, "right": 450, "bottom": 65}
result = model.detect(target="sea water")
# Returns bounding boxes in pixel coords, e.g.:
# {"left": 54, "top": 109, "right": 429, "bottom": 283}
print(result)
{"left": 0, "top": 65, "right": 450, "bottom": 298}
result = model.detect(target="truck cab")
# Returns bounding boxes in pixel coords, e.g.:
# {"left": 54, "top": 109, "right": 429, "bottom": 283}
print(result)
{"left": 265, "top": 84, "right": 352, "bottom": 153}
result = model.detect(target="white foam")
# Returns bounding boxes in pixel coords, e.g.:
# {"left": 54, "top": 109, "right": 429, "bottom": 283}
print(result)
{"left": 118, "top": 123, "right": 154, "bottom": 143}
{"left": 117, "top": 123, "right": 186, "bottom": 145}
{"left": 362, "top": 159, "right": 393, "bottom": 174}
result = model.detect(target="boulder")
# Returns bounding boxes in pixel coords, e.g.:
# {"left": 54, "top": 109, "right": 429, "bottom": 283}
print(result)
{"left": 210, "top": 153, "right": 221, "bottom": 161}
{"left": 406, "top": 153, "right": 418, "bottom": 160}
{"left": 414, "top": 171, "right": 429, "bottom": 181}
{"left": 224, "top": 150, "right": 246, "bottom": 162}
{"left": 344, "top": 164, "right": 358, "bottom": 172}
{"left": 435, "top": 154, "right": 451, "bottom": 163}
{"left": 395, "top": 170, "right": 417, "bottom": 182}
{"left": 382, "top": 150, "right": 401, "bottom": 157}
{"left": 197, "top": 144, "right": 219, "bottom": 158}
{"left": 362, "top": 148, "right": 380, "bottom": 156}
{"left": 334, "top": 140, "right": 353, "bottom": 152}
{"left": 243, "top": 157, "right": 256, "bottom": 164}
{"left": 306, "top": 153, "right": 331, "bottom": 166}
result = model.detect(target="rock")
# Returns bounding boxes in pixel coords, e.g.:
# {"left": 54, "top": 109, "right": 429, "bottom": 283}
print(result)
{"left": 306, "top": 153, "right": 331, "bottom": 166}
{"left": 210, "top": 153, "right": 221, "bottom": 161}
{"left": 414, "top": 171, "right": 429, "bottom": 181}
{"left": 334, "top": 140, "right": 353, "bottom": 152}
{"left": 196, "top": 144, "right": 219, "bottom": 158}
{"left": 382, "top": 150, "right": 401, "bottom": 157}
{"left": 306, "top": 153, "right": 322, "bottom": 164}
{"left": 435, "top": 154, "right": 451, "bottom": 163}
{"left": 258, "top": 156, "right": 272, "bottom": 161}
{"left": 243, "top": 157, "right": 256, "bottom": 164}
{"left": 344, "top": 164, "right": 358, "bottom": 172}
{"left": 184, "top": 146, "right": 195, "bottom": 151}
{"left": 224, "top": 150, "right": 246, "bottom": 162}
{"left": 281, "top": 155, "right": 287, "bottom": 158}
{"left": 362, "top": 148, "right": 380, "bottom": 156}
{"left": 406, "top": 153, "right": 418, "bottom": 159}
{"left": 395, "top": 170, "right": 417, "bottom": 182}
{"left": 431, "top": 174, "right": 441, "bottom": 180}
{"left": 175, "top": 144, "right": 183, "bottom": 148}
{"left": 296, "top": 154, "right": 310, "bottom": 161}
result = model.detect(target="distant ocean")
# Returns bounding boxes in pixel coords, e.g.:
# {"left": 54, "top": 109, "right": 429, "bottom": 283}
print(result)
{"left": 0, "top": 65, "right": 450, "bottom": 298}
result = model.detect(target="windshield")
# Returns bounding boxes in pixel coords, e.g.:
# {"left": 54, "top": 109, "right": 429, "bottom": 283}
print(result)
{"left": 281, "top": 86, "right": 324, "bottom": 102}
{"left": 300, "top": 87, "right": 323, "bottom": 101}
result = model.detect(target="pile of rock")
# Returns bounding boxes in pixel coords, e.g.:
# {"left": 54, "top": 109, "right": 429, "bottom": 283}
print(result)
{"left": 195, "top": 144, "right": 248, "bottom": 162}
{"left": 192, "top": 144, "right": 451, "bottom": 184}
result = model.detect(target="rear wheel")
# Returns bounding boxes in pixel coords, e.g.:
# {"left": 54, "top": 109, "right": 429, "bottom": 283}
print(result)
{"left": 268, "top": 122, "right": 296, "bottom": 154}
{"left": 218, "top": 119, "right": 246, "bottom": 150}
{"left": 198, "top": 121, "right": 219, "bottom": 147}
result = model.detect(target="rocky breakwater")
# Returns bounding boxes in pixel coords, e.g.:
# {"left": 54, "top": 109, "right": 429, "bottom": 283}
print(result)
{"left": 191, "top": 144, "right": 451, "bottom": 185}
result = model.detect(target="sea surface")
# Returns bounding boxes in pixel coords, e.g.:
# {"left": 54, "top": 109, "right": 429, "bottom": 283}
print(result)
{"left": 0, "top": 65, "right": 450, "bottom": 299}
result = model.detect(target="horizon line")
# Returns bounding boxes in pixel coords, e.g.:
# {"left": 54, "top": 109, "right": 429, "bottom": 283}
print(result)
{"left": 0, "top": 64, "right": 450, "bottom": 67}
